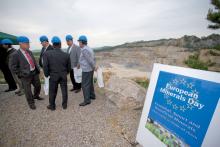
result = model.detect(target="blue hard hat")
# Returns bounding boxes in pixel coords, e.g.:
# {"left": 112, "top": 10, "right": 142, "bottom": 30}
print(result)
{"left": 66, "top": 35, "right": 73, "bottom": 41}
{"left": 1, "top": 39, "right": 13, "bottom": 44}
{"left": 51, "top": 36, "right": 61, "bottom": 44}
{"left": 17, "top": 36, "right": 30, "bottom": 43}
{"left": 39, "top": 35, "right": 48, "bottom": 42}
{"left": 78, "top": 35, "right": 87, "bottom": 42}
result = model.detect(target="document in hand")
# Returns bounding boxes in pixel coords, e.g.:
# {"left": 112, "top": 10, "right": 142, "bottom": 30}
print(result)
{"left": 44, "top": 76, "right": 49, "bottom": 95}
{"left": 74, "top": 67, "right": 82, "bottom": 83}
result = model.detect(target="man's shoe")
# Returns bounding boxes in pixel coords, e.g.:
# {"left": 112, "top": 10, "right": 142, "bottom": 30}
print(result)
{"left": 29, "top": 104, "right": 36, "bottom": 110}
{"left": 74, "top": 89, "right": 81, "bottom": 93}
{"left": 15, "top": 90, "right": 21, "bottom": 94}
{"left": 70, "top": 88, "right": 75, "bottom": 91}
{"left": 34, "top": 96, "right": 44, "bottom": 100}
{"left": 91, "top": 97, "right": 96, "bottom": 100}
{"left": 17, "top": 92, "right": 24, "bottom": 96}
{"left": 5, "top": 88, "right": 17, "bottom": 92}
{"left": 47, "top": 105, "right": 55, "bottom": 111}
{"left": 62, "top": 105, "right": 67, "bottom": 110}
{"left": 79, "top": 102, "right": 91, "bottom": 106}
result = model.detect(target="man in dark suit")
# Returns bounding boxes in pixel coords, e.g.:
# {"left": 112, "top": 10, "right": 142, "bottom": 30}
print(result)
{"left": 10, "top": 36, "right": 44, "bottom": 110}
{"left": 43, "top": 36, "right": 71, "bottom": 110}
{"left": 0, "top": 42, "right": 17, "bottom": 92}
{"left": 2, "top": 39, "right": 24, "bottom": 96}
{"left": 39, "top": 35, "right": 53, "bottom": 68}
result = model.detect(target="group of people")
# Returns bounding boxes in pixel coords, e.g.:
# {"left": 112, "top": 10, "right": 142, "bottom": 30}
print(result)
{"left": 0, "top": 35, "right": 96, "bottom": 110}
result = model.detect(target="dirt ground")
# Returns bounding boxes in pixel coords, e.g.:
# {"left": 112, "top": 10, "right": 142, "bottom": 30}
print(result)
{"left": 0, "top": 84, "right": 142, "bottom": 147}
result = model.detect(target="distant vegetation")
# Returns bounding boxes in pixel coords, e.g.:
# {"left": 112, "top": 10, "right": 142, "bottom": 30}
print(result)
{"left": 207, "top": 0, "right": 220, "bottom": 29}
{"left": 184, "top": 54, "right": 209, "bottom": 70}
{"left": 93, "top": 46, "right": 117, "bottom": 52}
{"left": 32, "top": 50, "right": 41, "bottom": 59}
{"left": 209, "top": 49, "right": 220, "bottom": 56}
{"left": 133, "top": 78, "right": 149, "bottom": 89}
{"left": 184, "top": 50, "right": 217, "bottom": 71}
{"left": 96, "top": 34, "right": 220, "bottom": 51}
{"left": 212, "top": 44, "right": 220, "bottom": 51}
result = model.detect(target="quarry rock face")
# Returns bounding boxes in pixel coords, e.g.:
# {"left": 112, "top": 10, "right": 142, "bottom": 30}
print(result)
{"left": 105, "top": 76, "right": 146, "bottom": 110}
{"left": 110, "top": 34, "right": 220, "bottom": 50}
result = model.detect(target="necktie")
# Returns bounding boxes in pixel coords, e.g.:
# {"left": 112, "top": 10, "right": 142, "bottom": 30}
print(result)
{"left": 43, "top": 46, "right": 47, "bottom": 54}
{"left": 24, "top": 50, "right": 35, "bottom": 69}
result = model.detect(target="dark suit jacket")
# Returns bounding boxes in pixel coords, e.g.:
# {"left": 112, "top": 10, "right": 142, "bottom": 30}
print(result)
{"left": 6, "top": 48, "right": 16, "bottom": 65}
{"left": 10, "top": 49, "right": 40, "bottom": 78}
{"left": 43, "top": 48, "right": 71, "bottom": 78}
{"left": 39, "top": 44, "right": 53, "bottom": 67}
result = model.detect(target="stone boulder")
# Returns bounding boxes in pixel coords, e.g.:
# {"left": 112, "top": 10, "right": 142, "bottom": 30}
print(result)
{"left": 105, "top": 76, "right": 146, "bottom": 110}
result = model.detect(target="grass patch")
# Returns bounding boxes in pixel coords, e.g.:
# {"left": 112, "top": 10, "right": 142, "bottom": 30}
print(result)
{"left": 184, "top": 54, "right": 208, "bottom": 70}
{"left": 133, "top": 77, "right": 149, "bottom": 89}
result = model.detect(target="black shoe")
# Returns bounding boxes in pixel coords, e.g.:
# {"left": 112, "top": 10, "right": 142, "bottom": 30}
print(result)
{"left": 5, "top": 88, "right": 17, "bottom": 92}
{"left": 29, "top": 104, "right": 36, "bottom": 110}
{"left": 17, "top": 92, "right": 24, "bottom": 96}
{"left": 34, "top": 96, "right": 44, "bottom": 100}
{"left": 70, "top": 88, "right": 75, "bottom": 91}
{"left": 47, "top": 105, "right": 55, "bottom": 111}
{"left": 79, "top": 102, "right": 91, "bottom": 106}
{"left": 91, "top": 97, "right": 96, "bottom": 100}
{"left": 15, "top": 90, "right": 21, "bottom": 94}
{"left": 62, "top": 105, "right": 67, "bottom": 110}
{"left": 74, "top": 89, "right": 81, "bottom": 93}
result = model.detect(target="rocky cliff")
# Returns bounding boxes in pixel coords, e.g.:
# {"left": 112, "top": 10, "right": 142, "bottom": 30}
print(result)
{"left": 95, "top": 34, "right": 220, "bottom": 51}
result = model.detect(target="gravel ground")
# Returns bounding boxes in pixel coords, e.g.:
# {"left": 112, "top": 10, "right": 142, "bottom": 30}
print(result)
{"left": 0, "top": 84, "right": 142, "bottom": 147}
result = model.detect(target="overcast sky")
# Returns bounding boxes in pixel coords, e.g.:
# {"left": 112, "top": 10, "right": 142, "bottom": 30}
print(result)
{"left": 1, "top": 0, "right": 220, "bottom": 49}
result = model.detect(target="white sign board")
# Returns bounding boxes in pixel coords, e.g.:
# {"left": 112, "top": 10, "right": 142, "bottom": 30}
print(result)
{"left": 136, "top": 63, "right": 220, "bottom": 147}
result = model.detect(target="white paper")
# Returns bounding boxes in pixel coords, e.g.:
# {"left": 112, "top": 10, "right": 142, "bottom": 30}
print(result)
{"left": 96, "top": 67, "right": 104, "bottom": 88}
{"left": 44, "top": 76, "right": 49, "bottom": 95}
{"left": 74, "top": 67, "right": 82, "bottom": 83}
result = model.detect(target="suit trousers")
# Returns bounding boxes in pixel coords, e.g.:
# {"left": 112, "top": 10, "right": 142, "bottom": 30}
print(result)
{"left": 49, "top": 73, "right": 68, "bottom": 108}
{"left": 21, "top": 72, "right": 41, "bottom": 106}
{"left": 81, "top": 71, "right": 96, "bottom": 103}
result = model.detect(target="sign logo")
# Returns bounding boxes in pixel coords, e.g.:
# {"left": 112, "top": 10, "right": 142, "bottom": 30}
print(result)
{"left": 160, "top": 77, "right": 204, "bottom": 112}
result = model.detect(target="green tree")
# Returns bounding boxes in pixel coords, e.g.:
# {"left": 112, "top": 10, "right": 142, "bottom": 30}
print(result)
{"left": 207, "top": 0, "right": 220, "bottom": 29}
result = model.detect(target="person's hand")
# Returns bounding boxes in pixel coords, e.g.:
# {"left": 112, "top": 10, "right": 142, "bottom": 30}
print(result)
{"left": 77, "top": 64, "right": 80, "bottom": 69}
{"left": 94, "top": 66, "right": 98, "bottom": 71}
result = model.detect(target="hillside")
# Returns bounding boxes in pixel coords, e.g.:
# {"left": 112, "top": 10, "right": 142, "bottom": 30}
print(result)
{"left": 95, "top": 34, "right": 220, "bottom": 52}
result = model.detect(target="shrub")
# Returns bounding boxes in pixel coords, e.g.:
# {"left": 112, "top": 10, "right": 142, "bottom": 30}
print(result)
{"left": 184, "top": 54, "right": 208, "bottom": 70}
{"left": 209, "top": 50, "right": 220, "bottom": 56}
{"left": 134, "top": 78, "right": 149, "bottom": 89}
{"left": 213, "top": 44, "right": 220, "bottom": 51}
